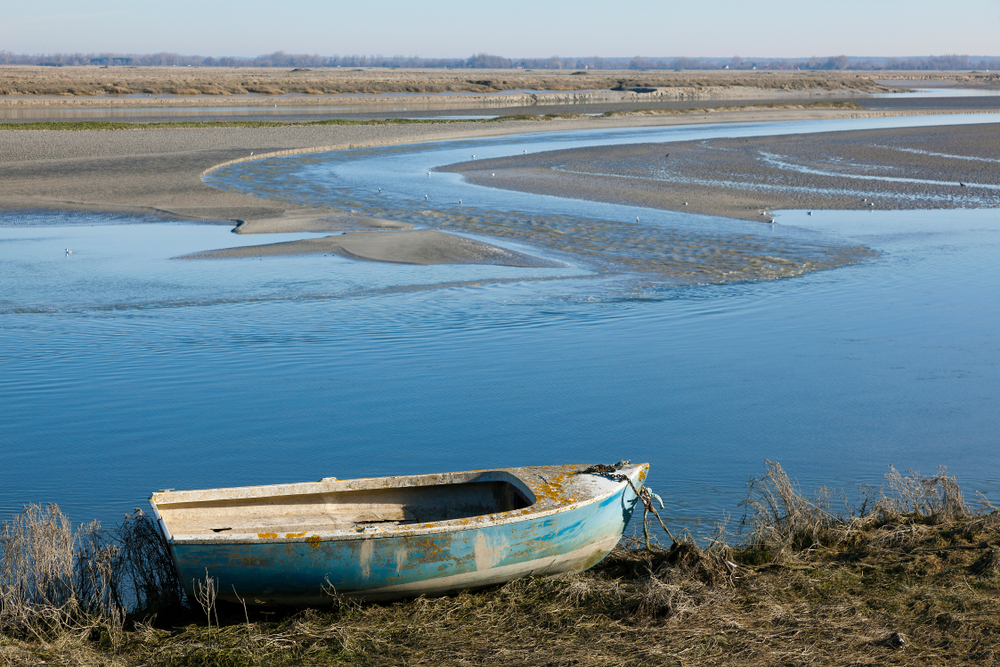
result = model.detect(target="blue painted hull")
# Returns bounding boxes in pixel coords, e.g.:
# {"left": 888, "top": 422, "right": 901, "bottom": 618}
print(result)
{"left": 154, "top": 463, "right": 648, "bottom": 604}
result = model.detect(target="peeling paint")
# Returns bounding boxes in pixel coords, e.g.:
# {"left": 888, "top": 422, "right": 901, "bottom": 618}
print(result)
{"left": 395, "top": 548, "right": 408, "bottom": 574}
{"left": 360, "top": 539, "right": 374, "bottom": 580}
{"left": 474, "top": 532, "right": 504, "bottom": 571}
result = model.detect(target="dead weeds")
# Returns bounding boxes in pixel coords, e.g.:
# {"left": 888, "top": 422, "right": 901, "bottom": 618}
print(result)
{"left": 2, "top": 464, "right": 998, "bottom": 665}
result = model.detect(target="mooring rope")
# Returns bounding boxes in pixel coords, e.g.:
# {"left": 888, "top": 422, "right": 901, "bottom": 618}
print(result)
{"left": 582, "top": 461, "right": 678, "bottom": 550}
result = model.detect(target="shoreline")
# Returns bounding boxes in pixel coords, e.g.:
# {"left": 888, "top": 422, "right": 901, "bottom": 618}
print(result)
{"left": 2, "top": 464, "right": 997, "bottom": 665}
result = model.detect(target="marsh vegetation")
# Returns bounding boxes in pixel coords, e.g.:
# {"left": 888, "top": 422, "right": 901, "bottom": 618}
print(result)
{"left": 2, "top": 463, "right": 997, "bottom": 665}
{"left": 0, "top": 67, "right": 900, "bottom": 99}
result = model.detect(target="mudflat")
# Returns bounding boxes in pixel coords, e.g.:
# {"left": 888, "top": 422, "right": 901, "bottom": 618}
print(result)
{"left": 443, "top": 122, "right": 1000, "bottom": 221}
{"left": 1, "top": 68, "right": 997, "bottom": 263}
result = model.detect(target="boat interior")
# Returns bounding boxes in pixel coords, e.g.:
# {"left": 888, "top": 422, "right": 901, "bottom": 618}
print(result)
{"left": 156, "top": 478, "right": 535, "bottom": 537}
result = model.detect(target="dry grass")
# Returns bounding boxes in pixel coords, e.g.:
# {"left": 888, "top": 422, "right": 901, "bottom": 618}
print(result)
{"left": 0, "top": 66, "right": 903, "bottom": 99}
{"left": 2, "top": 464, "right": 999, "bottom": 666}
{"left": 0, "top": 506, "right": 183, "bottom": 650}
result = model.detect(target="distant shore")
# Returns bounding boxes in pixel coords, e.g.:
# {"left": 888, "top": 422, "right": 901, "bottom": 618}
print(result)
{"left": 0, "top": 66, "right": 900, "bottom": 105}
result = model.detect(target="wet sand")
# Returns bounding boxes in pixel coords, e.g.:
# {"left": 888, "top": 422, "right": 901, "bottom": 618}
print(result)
{"left": 443, "top": 122, "right": 1000, "bottom": 221}
{"left": 230, "top": 212, "right": 415, "bottom": 234}
{"left": 1, "top": 102, "right": 996, "bottom": 263}
{"left": 179, "top": 229, "right": 561, "bottom": 267}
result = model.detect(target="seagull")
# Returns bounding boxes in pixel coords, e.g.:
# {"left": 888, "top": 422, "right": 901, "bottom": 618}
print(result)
{"left": 459, "top": 199, "right": 463, "bottom": 204}
{"left": 807, "top": 211, "right": 812, "bottom": 216}
{"left": 683, "top": 202, "right": 688, "bottom": 206}
{"left": 492, "top": 173, "right": 495, "bottom": 177}
{"left": 636, "top": 216, "right": 640, "bottom": 222}
{"left": 472, "top": 154, "right": 476, "bottom": 159}
{"left": 424, "top": 194, "right": 428, "bottom": 200}
{"left": 378, "top": 188, "right": 382, "bottom": 193}
{"left": 427, "top": 172, "right": 431, "bottom": 176}
{"left": 65, "top": 249, "right": 72, "bottom": 254}
{"left": 250, "top": 152, "right": 253, "bottom": 156}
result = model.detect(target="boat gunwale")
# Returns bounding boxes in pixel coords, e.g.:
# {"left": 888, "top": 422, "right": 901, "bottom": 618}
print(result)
{"left": 151, "top": 468, "right": 533, "bottom": 506}
{"left": 151, "top": 463, "right": 648, "bottom": 545}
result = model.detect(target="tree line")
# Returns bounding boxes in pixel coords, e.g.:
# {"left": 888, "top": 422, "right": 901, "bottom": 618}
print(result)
{"left": 1, "top": 50, "right": 998, "bottom": 71}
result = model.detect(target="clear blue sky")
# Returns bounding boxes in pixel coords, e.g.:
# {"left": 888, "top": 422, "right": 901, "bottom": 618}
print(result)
{"left": 3, "top": 0, "right": 997, "bottom": 59}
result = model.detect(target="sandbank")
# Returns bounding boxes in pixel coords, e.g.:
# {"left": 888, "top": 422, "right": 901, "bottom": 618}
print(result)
{"left": 179, "top": 229, "right": 560, "bottom": 267}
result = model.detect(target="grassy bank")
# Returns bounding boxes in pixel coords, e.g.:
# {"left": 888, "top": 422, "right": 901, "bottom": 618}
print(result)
{"left": 0, "top": 67, "right": 898, "bottom": 98}
{"left": 2, "top": 463, "right": 998, "bottom": 666}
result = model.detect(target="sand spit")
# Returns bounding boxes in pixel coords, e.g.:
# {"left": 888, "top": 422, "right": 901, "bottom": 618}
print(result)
{"left": 179, "top": 229, "right": 560, "bottom": 267}
{"left": 443, "top": 122, "right": 1000, "bottom": 221}
{"left": 0, "top": 107, "right": 885, "bottom": 225}
{"left": 0, "top": 106, "right": 966, "bottom": 222}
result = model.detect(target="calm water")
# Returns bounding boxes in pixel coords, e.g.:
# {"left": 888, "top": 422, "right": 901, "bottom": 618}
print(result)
{"left": 2, "top": 115, "right": 999, "bottom": 541}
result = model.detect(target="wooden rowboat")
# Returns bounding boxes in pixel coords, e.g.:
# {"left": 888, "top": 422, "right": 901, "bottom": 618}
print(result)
{"left": 149, "top": 461, "right": 649, "bottom": 605}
